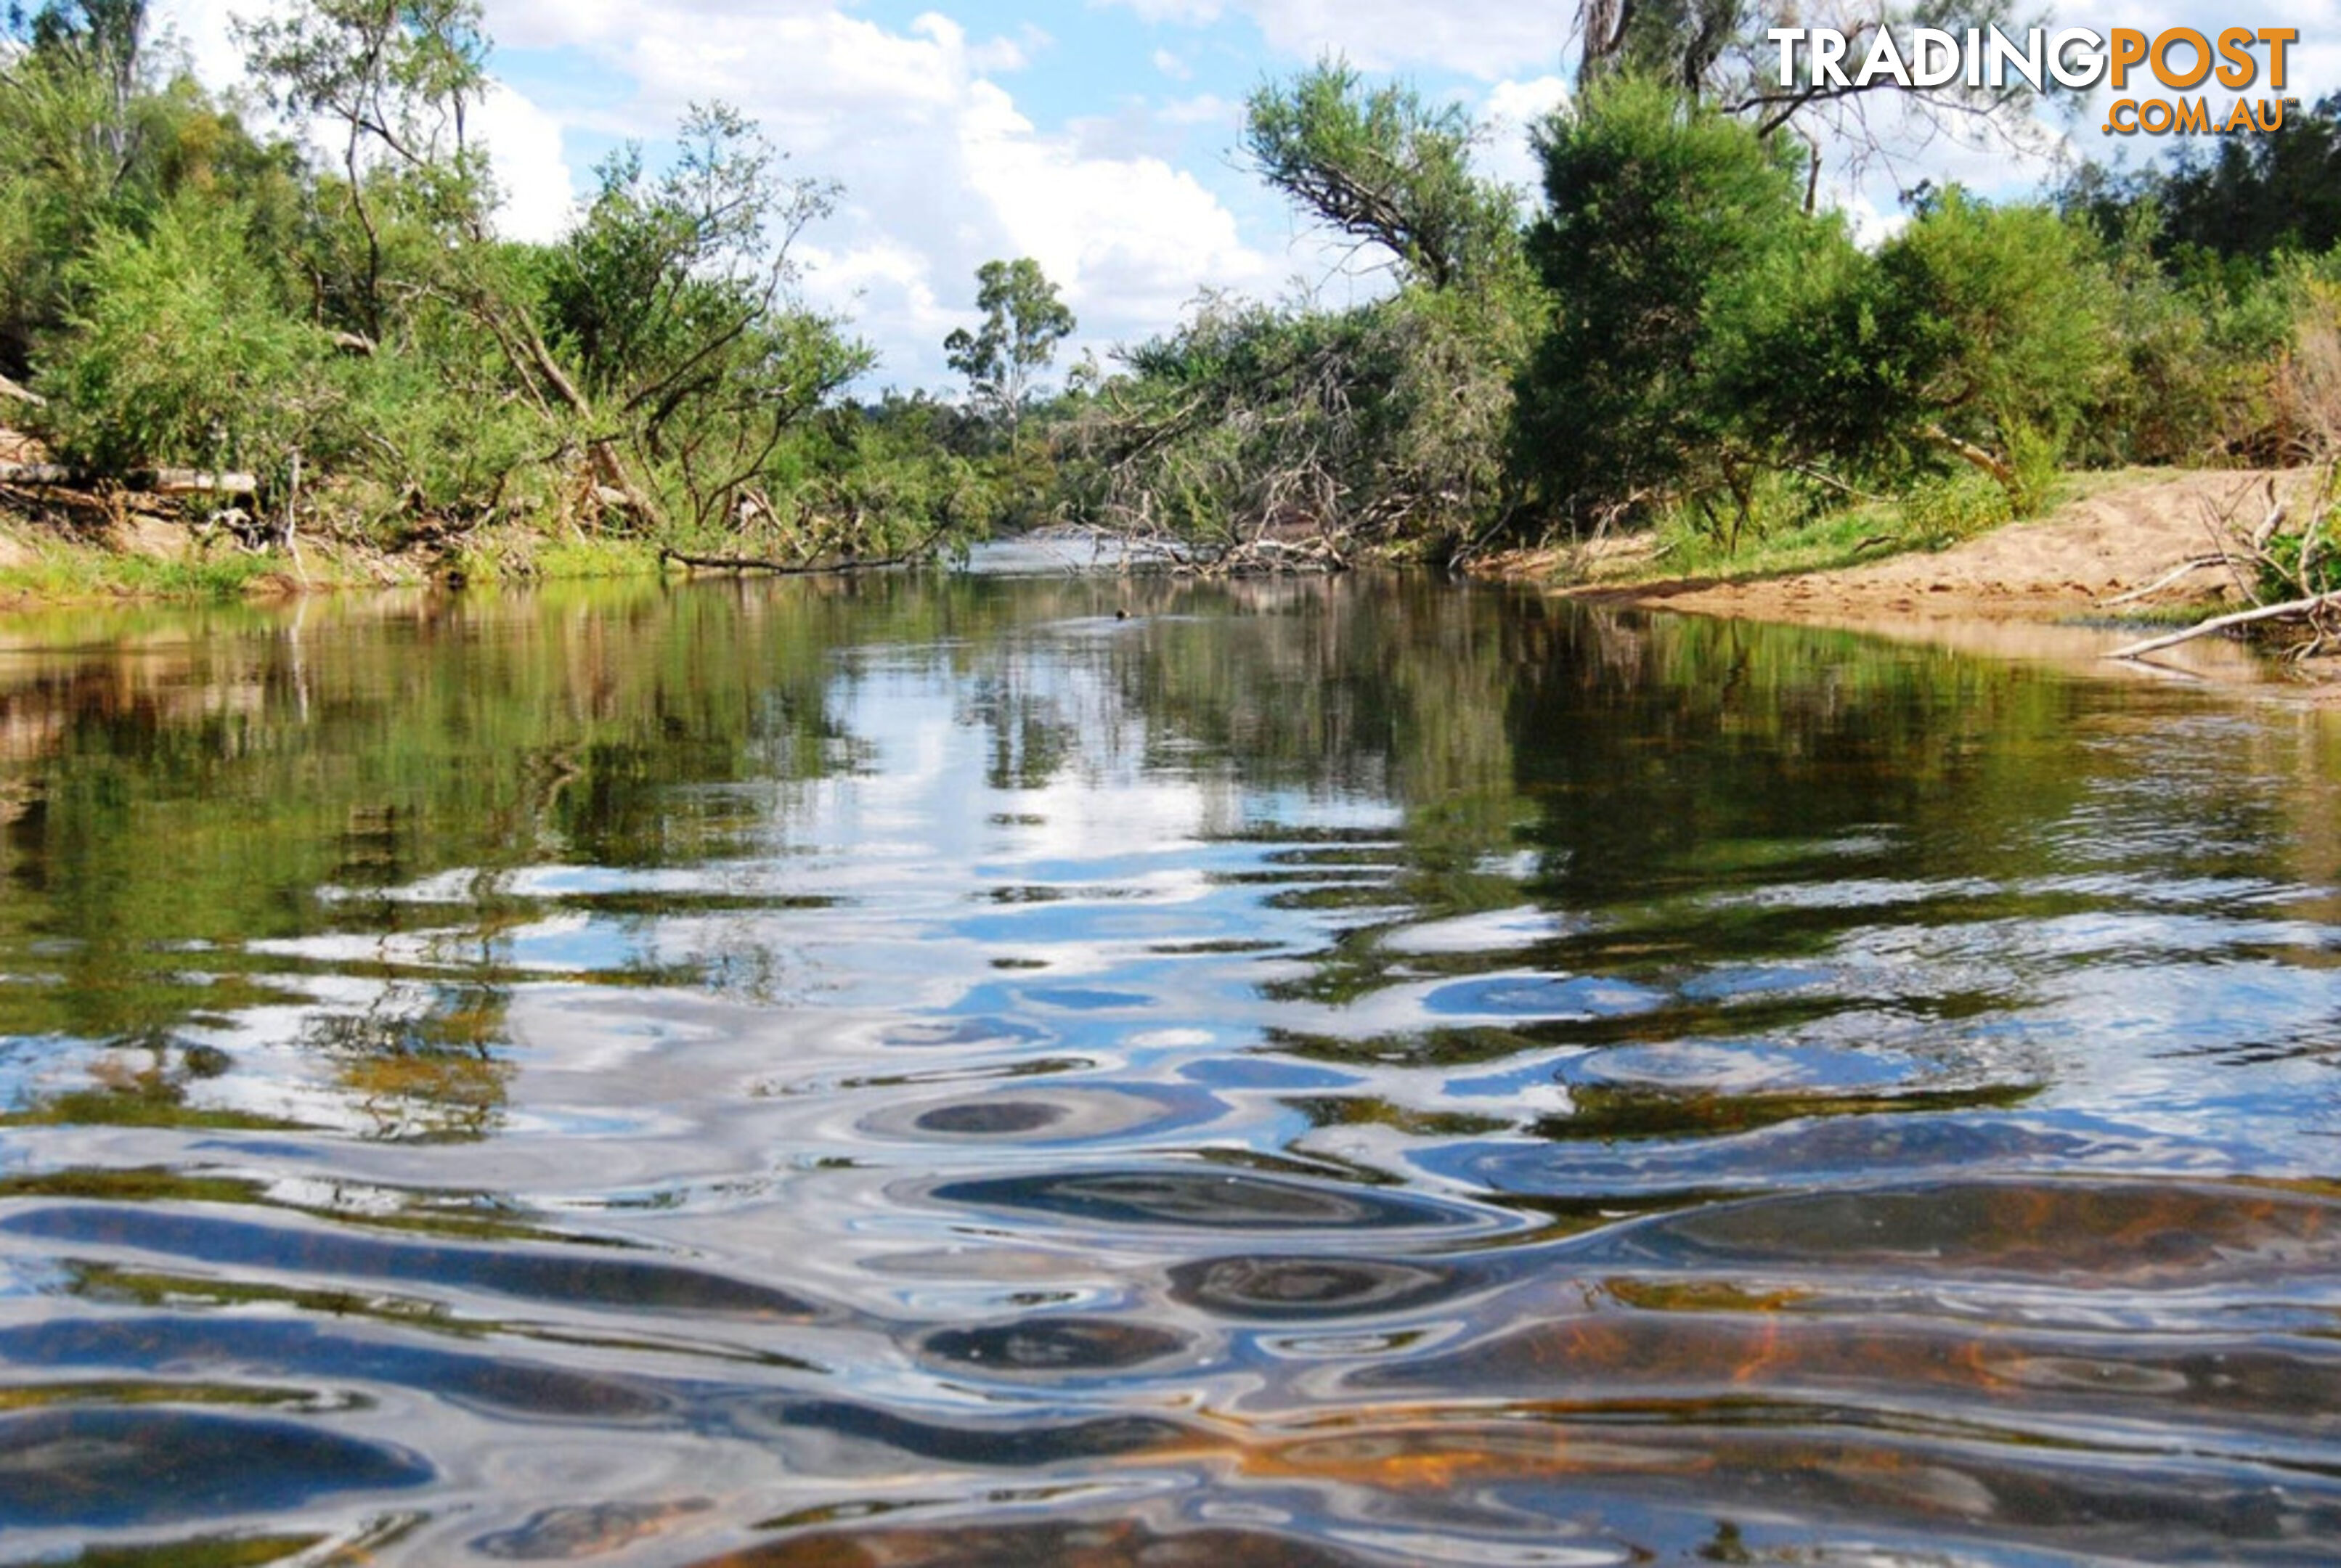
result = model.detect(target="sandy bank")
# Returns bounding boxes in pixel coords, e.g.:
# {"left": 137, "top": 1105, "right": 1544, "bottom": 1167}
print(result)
{"left": 1544, "top": 467, "right": 2341, "bottom": 694}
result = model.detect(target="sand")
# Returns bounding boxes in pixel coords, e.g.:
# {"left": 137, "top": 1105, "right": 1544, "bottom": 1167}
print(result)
{"left": 1558, "top": 467, "right": 2340, "bottom": 692}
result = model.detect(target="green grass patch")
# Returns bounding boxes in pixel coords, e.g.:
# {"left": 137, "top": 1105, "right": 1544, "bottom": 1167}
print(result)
{"left": 1584, "top": 467, "right": 2155, "bottom": 589}
{"left": 529, "top": 534, "right": 668, "bottom": 581}
{"left": 0, "top": 544, "right": 290, "bottom": 602}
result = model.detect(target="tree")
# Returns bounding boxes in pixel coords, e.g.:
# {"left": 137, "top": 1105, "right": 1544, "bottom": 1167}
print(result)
{"left": 240, "top": 0, "right": 491, "bottom": 336}
{"left": 1242, "top": 58, "right": 1518, "bottom": 292}
{"left": 1576, "top": 0, "right": 2060, "bottom": 201}
{"left": 0, "top": 1, "right": 155, "bottom": 374}
{"left": 1870, "top": 185, "right": 2120, "bottom": 495}
{"left": 944, "top": 257, "right": 1073, "bottom": 444}
{"left": 2062, "top": 96, "right": 2341, "bottom": 269}
{"left": 5, "top": 0, "right": 147, "bottom": 171}
{"left": 1515, "top": 78, "right": 1818, "bottom": 525}
{"left": 542, "top": 105, "right": 872, "bottom": 535}
{"left": 36, "top": 194, "right": 330, "bottom": 477}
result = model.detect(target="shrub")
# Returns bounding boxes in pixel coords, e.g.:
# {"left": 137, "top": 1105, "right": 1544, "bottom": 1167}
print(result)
{"left": 33, "top": 196, "right": 331, "bottom": 479}
{"left": 1873, "top": 189, "right": 2121, "bottom": 488}
{"left": 1902, "top": 470, "right": 2013, "bottom": 547}
{"left": 1515, "top": 78, "right": 1813, "bottom": 526}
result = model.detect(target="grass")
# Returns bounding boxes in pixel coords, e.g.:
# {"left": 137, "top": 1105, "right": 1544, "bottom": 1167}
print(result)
{"left": 0, "top": 544, "right": 293, "bottom": 602}
{"left": 0, "top": 508, "right": 673, "bottom": 606}
{"left": 437, "top": 529, "right": 669, "bottom": 587}
{"left": 1571, "top": 467, "right": 2163, "bottom": 590}
{"left": 530, "top": 533, "right": 668, "bottom": 581}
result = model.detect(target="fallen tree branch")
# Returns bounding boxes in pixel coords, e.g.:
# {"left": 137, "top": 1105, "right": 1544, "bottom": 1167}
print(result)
{"left": 658, "top": 531, "right": 942, "bottom": 576}
{"left": 149, "top": 467, "right": 260, "bottom": 495}
{"left": 1924, "top": 424, "right": 2012, "bottom": 486}
{"left": 2106, "top": 590, "right": 2341, "bottom": 661}
{"left": 0, "top": 373, "right": 44, "bottom": 407}
{"left": 0, "top": 462, "right": 257, "bottom": 494}
{"left": 2098, "top": 555, "right": 2236, "bottom": 607}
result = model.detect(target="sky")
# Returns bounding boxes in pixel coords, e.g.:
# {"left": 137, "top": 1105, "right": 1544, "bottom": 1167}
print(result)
{"left": 146, "top": 0, "right": 2339, "bottom": 395}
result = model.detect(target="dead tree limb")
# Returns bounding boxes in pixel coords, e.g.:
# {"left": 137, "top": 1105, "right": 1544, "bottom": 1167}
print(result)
{"left": 1925, "top": 425, "right": 2012, "bottom": 486}
{"left": 658, "top": 531, "right": 942, "bottom": 576}
{"left": 2098, "top": 555, "right": 2236, "bottom": 607}
{"left": 0, "top": 462, "right": 256, "bottom": 494}
{"left": 2106, "top": 592, "right": 2341, "bottom": 661}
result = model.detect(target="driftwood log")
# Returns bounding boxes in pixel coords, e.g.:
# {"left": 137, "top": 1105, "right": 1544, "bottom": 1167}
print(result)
{"left": 658, "top": 542, "right": 932, "bottom": 576}
{"left": 0, "top": 462, "right": 257, "bottom": 494}
{"left": 2106, "top": 591, "right": 2341, "bottom": 660}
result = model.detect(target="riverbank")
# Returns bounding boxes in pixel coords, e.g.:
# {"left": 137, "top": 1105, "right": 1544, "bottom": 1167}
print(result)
{"left": 1505, "top": 465, "right": 2341, "bottom": 692}
{"left": 0, "top": 466, "right": 675, "bottom": 608}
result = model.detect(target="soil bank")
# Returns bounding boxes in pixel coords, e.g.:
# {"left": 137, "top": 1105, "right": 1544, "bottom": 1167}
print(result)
{"left": 1535, "top": 467, "right": 2341, "bottom": 696}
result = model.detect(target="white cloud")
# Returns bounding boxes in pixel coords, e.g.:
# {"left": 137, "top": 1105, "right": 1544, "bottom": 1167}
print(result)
{"left": 149, "top": 0, "right": 254, "bottom": 86}
{"left": 469, "top": 1, "right": 1297, "bottom": 384}
{"left": 151, "top": 1, "right": 576, "bottom": 242}
{"left": 474, "top": 81, "right": 578, "bottom": 242}
{"left": 141, "top": 0, "right": 1298, "bottom": 389}
{"left": 1478, "top": 74, "right": 1568, "bottom": 196}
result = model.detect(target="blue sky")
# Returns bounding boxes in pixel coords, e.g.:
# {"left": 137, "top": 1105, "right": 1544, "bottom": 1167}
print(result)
{"left": 155, "top": 0, "right": 2337, "bottom": 393}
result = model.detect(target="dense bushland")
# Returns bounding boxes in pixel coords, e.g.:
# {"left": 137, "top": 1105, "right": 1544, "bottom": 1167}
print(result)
{"left": 0, "top": 0, "right": 1041, "bottom": 569}
{"left": 4, "top": 0, "right": 2338, "bottom": 585}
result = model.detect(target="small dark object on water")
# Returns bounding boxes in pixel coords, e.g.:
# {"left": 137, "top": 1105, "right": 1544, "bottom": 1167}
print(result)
{"left": 1115, "top": 608, "right": 1131, "bottom": 621}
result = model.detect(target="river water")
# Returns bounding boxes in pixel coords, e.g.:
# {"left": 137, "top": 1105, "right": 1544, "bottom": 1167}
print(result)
{"left": 2, "top": 571, "right": 2340, "bottom": 1564}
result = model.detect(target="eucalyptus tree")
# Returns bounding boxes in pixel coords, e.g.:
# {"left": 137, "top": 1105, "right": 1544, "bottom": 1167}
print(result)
{"left": 1576, "top": 0, "right": 2061, "bottom": 204}
{"left": 240, "top": 0, "right": 490, "bottom": 338}
{"left": 945, "top": 257, "right": 1074, "bottom": 445}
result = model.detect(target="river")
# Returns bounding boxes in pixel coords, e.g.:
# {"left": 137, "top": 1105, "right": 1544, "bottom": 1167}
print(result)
{"left": 2, "top": 570, "right": 2339, "bottom": 1564}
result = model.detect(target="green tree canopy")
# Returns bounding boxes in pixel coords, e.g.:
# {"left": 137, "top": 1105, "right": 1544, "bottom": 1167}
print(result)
{"left": 1242, "top": 57, "right": 1518, "bottom": 292}
{"left": 945, "top": 257, "right": 1075, "bottom": 441}
{"left": 1873, "top": 184, "right": 2120, "bottom": 481}
{"left": 1515, "top": 77, "right": 1817, "bottom": 523}
{"left": 2061, "top": 96, "right": 2341, "bottom": 268}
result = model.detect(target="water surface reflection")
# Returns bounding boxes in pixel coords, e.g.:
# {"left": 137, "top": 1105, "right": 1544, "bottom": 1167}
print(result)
{"left": 2, "top": 576, "right": 2340, "bottom": 1562}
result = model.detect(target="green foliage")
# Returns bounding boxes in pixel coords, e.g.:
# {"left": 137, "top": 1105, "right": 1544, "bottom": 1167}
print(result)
{"left": 540, "top": 105, "right": 872, "bottom": 536}
{"left": 944, "top": 257, "right": 1075, "bottom": 439}
{"left": 1242, "top": 57, "right": 1520, "bottom": 292}
{"left": 325, "top": 292, "right": 550, "bottom": 528}
{"left": 0, "top": 7, "right": 142, "bottom": 372}
{"left": 1700, "top": 211, "right": 1908, "bottom": 480}
{"left": 2063, "top": 96, "right": 2341, "bottom": 269}
{"left": 238, "top": 0, "right": 493, "bottom": 335}
{"left": 1871, "top": 187, "right": 2120, "bottom": 482}
{"left": 1067, "top": 57, "right": 1542, "bottom": 558}
{"left": 1900, "top": 470, "right": 2014, "bottom": 545}
{"left": 33, "top": 195, "right": 330, "bottom": 475}
{"left": 798, "top": 404, "right": 1001, "bottom": 548}
{"left": 2000, "top": 420, "right": 2061, "bottom": 518}
{"left": 2064, "top": 205, "right": 2296, "bottom": 465}
{"left": 1515, "top": 77, "right": 1815, "bottom": 523}
{"left": 1086, "top": 273, "right": 1533, "bottom": 555}
{"left": 2253, "top": 466, "right": 2341, "bottom": 602}
{"left": 4, "top": 0, "right": 2331, "bottom": 579}
{"left": 1510, "top": 78, "right": 2171, "bottom": 540}
{"left": 0, "top": 536, "right": 300, "bottom": 600}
